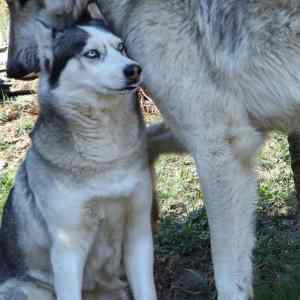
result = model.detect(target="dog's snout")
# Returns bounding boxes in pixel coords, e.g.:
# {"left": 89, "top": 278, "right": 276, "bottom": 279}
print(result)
{"left": 124, "top": 64, "right": 142, "bottom": 83}
{"left": 6, "top": 61, "right": 36, "bottom": 79}
{"left": 7, "top": 61, "right": 29, "bottom": 79}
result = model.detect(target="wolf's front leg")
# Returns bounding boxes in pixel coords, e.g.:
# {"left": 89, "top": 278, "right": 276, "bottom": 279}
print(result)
{"left": 124, "top": 171, "right": 157, "bottom": 300}
{"left": 50, "top": 229, "right": 94, "bottom": 300}
{"left": 147, "top": 122, "right": 187, "bottom": 163}
{"left": 194, "top": 129, "right": 262, "bottom": 300}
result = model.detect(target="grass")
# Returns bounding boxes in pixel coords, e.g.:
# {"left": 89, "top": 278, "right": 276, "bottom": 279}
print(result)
{"left": 0, "top": 0, "right": 8, "bottom": 43}
{"left": 0, "top": 95, "right": 37, "bottom": 216}
{"left": 0, "top": 169, "right": 13, "bottom": 213}
{"left": 255, "top": 269, "right": 300, "bottom": 300}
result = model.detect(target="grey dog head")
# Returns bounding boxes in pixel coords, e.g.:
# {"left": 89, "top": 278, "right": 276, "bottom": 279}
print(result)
{"left": 5, "top": 0, "right": 90, "bottom": 79}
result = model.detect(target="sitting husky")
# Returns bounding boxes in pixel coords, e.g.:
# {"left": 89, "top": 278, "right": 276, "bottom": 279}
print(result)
{"left": 0, "top": 17, "right": 157, "bottom": 300}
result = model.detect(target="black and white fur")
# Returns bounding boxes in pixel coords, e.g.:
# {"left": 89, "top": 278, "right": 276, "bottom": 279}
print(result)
{"left": 0, "top": 18, "right": 157, "bottom": 300}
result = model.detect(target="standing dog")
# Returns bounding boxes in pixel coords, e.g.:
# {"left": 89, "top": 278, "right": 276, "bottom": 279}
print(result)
{"left": 6, "top": 0, "right": 300, "bottom": 300}
{"left": 0, "top": 16, "right": 157, "bottom": 300}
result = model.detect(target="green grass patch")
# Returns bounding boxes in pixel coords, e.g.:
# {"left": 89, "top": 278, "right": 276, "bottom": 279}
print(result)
{"left": 0, "top": 169, "right": 14, "bottom": 213}
{"left": 255, "top": 267, "right": 300, "bottom": 300}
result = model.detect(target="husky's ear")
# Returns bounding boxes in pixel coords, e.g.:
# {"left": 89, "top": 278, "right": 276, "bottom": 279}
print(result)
{"left": 87, "top": 2, "right": 108, "bottom": 25}
{"left": 35, "top": 18, "right": 56, "bottom": 74}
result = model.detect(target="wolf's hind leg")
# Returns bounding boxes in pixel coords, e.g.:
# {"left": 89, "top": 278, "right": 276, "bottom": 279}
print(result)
{"left": 194, "top": 125, "right": 263, "bottom": 300}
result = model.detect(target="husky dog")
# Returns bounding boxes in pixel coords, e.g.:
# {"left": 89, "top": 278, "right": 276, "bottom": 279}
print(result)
{"left": 6, "top": 0, "right": 300, "bottom": 300}
{"left": 0, "top": 16, "right": 157, "bottom": 300}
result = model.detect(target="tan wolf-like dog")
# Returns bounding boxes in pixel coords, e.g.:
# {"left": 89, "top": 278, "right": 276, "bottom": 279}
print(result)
{"left": 6, "top": 0, "right": 300, "bottom": 299}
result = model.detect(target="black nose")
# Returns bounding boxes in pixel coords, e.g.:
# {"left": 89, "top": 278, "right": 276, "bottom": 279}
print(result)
{"left": 7, "top": 61, "right": 39, "bottom": 80}
{"left": 7, "top": 62, "right": 29, "bottom": 79}
{"left": 123, "top": 64, "right": 142, "bottom": 83}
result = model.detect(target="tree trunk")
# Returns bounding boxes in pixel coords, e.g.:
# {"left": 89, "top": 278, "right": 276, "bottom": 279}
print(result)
{"left": 288, "top": 132, "right": 300, "bottom": 222}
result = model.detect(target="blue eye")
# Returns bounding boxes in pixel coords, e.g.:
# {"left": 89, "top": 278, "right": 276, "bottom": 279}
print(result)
{"left": 84, "top": 50, "right": 101, "bottom": 59}
{"left": 117, "top": 43, "right": 126, "bottom": 53}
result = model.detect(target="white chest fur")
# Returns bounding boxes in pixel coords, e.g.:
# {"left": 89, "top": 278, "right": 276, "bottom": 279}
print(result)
{"left": 32, "top": 160, "right": 149, "bottom": 293}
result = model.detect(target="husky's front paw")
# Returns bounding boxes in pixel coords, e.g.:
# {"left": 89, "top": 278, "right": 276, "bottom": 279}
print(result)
{"left": 95, "top": 289, "right": 130, "bottom": 300}
{"left": 1, "top": 288, "right": 27, "bottom": 300}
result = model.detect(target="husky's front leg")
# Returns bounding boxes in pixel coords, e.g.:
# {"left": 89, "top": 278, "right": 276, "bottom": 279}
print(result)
{"left": 50, "top": 230, "right": 94, "bottom": 300}
{"left": 195, "top": 129, "right": 262, "bottom": 300}
{"left": 124, "top": 171, "right": 157, "bottom": 300}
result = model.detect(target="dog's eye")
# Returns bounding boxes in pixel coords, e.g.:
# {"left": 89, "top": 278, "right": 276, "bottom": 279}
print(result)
{"left": 84, "top": 50, "right": 101, "bottom": 59}
{"left": 117, "top": 43, "right": 126, "bottom": 53}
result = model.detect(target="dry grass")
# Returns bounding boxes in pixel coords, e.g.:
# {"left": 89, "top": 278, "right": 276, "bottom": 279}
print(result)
{"left": 0, "top": 0, "right": 8, "bottom": 46}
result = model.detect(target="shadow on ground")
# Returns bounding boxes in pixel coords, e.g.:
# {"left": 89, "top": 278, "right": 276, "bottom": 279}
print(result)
{"left": 153, "top": 204, "right": 300, "bottom": 300}
{"left": 154, "top": 207, "right": 215, "bottom": 300}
